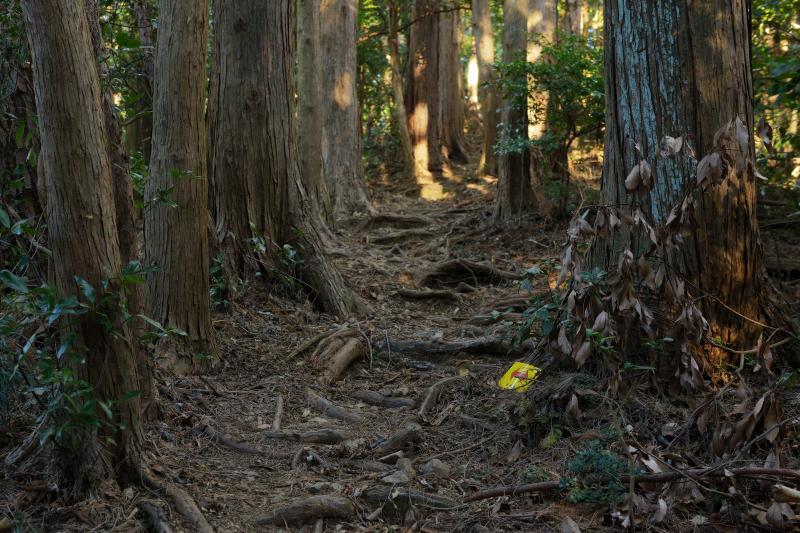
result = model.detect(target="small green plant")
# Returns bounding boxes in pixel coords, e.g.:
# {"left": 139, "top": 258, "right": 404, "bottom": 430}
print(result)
{"left": 561, "top": 440, "right": 632, "bottom": 504}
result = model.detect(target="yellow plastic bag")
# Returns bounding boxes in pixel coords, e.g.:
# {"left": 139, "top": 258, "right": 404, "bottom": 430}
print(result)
{"left": 498, "top": 362, "right": 540, "bottom": 392}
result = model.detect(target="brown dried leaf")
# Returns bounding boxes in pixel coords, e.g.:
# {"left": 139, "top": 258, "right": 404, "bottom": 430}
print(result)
{"left": 651, "top": 498, "right": 668, "bottom": 524}
{"left": 774, "top": 484, "right": 800, "bottom": 504}
{"left": 625, "top": 164, "right": 641, "bottom": 192}
{"left": 757, "top": 116, "right": 775, "bottom": 153}
{"left": 566, "top": 393, "right": 581, "bottom": 419}
{"left": 639, "top": 160, "right": 654, "bottom": 191}
{"left": 660, "top": 135, "right": 683, "bottom": 158}
{"left": 574, "top": 341, "right": 592, "bottom": 366}
{"left": 696, "top": 152, "right": 724, "bottom": 189}
{"left": 557, "top": 327, "right": 572, "bottom": 355}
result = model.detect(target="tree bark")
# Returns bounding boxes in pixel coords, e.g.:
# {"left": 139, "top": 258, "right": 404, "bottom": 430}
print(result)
{"left": 145, "top": 0, "right": 216, "bottom": 372}
{"left": 387, "top": 0, "right": 416, "bottom": 180}
{"left": 471, "top": 0, "right": 498, "bottom": 176}
{"left": 124, "top": 0, "right": 154, "bottom": 162}
{"left": 85, "top": 0, "right": 155, "bottom": 415}
{"left": 320, "top": 0, "right": 373, "bottom": 220}
{"left": 493, "top": 0, "right": 537, "bottom": 223}
{"left": 297, "top": 0, "right": 332, "bottom": 225}
{"left": 565, "top": 0, "right": 583, "bottom": 35}
{"left": 594, "top": 0, "right": 770, "bottom": 355}
{"left": 21, "top": 0, "right": 143, "bottom": 496}
{"left": 437, "top": 7, "right": 468, "bottom": 164}
{"left": 207, "top": 0, "right": 361, "bottom": 317}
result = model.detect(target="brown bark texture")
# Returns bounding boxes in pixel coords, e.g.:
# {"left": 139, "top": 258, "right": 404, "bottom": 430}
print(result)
{"left": 145, "top": 0, "right": 215, "bottom": 371}
{"left": 471, "top": 0, "right": 498, "bottom": 176}
{"left": 208, "top": 0, "right": 360, "bottom": 317}
{"left": 387, "top": 0, "right": 416, "bottom": 179}
{"left": 595, "top": 0, "right": 770, "bottom": 351}
{"left": 21, "top": 0, "right": 143, "bottom": 495}
{"left": 320, "top": 0, "right": 373, "bottom": 219}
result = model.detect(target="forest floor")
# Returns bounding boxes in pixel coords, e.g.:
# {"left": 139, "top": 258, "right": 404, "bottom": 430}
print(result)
{"left": 3, "top": 159, "right": 800, "bottom": 532}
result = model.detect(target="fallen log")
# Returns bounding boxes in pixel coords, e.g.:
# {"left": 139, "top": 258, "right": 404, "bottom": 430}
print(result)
{"left": 307, "top": 389, "right": 363, "bottom": 423}
{"left": 372, "top": 424, "right": 421, "bottom": 456}
{"left": 263, "top": 429, "right": 350, "bottom": 445}
{"left": 255, "top": 496, "right": 355, "bottom": 526}
{"left": 353, "top": 390, "right": 416, "bottom": 409}
{"left": 320, "top": 337, "right": 366, "bottom": 385}
{"left": 463, "top": 467, "right": 800, "bottom": 502}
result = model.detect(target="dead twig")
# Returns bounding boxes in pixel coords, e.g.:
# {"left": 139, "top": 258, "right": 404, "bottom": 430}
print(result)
{"left": 352, "top": 390, "right": 416, "bottom": 408}
{"left": 272, "top": 394, "right": 284, "bottom": 431}
{"left": 418, "top": 375, "right": 467, "bottom": 420}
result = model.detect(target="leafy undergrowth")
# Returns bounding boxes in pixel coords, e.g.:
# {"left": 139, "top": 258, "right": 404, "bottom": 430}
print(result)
{"left": 2, "top": 168, "right": 799, "bottom": 532}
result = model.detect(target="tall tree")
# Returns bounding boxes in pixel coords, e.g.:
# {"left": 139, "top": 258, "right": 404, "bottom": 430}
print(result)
{"left": 387, "top": 0, "right": 416, "bottom": 179}
{"left": 124, "top": 0, "right": 155, "bottom": 162}
{"left": 21, "top": 0, "right": 143, "bottom": 495}
{"left": 565, "top": 0, "right": 583, "bottom": 35}
{"left": 207, "top": 0, "right": 360, "bottom": 316}
{"left": 494, "top": 0, "right": 538, "bottom": 222}
{"left": 145, "top": 0, "right": 215, "bottom": 371}
{"left": 85, "top": 0, "right": 154, "bottom": 414}
{"left": 471, "top": 0, "right": 498, "bottom": 176}
{"left": 297, "top": 0, "right": 331, "bottom": 224}
{"left": 320, "top": 0, "right": 373, "bottom": 219}
{"left": 594, "top": 0, "right": 772, "bottom": 355}
{"left": 406, "top": 0, "right": 468, "bottom": 179}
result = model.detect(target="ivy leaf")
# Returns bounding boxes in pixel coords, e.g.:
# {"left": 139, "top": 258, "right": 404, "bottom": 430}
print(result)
{"left": 0, "top": 269, "right": 29, "bottom": 293}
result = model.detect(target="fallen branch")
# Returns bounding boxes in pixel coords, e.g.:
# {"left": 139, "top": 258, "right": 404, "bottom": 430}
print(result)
{"left": 263, "top": 429, "right": 351, "bottom": 445}
{"left": 319, "top": 337, "right": 366, "bottom": 385}
{"left": 397, "top": 287, "right": 460, "bottom": 302}
{"left": 463, "top": 467, "right": 800, "bottom": 502}
{"left": 272, "top": 394, "right": 284, "bottom": 431}
{"left": 419, "top": 258, "right": 522, "bottom": 288}
{"left": 196, "top": 423, "right": 266, "bottom": 455}
{"left": 255, "top": 496, "right": 355, "bottom": 526}
{"left": 371, "top": 424, "right": 421, "bottom": 456}
{"left": 418, "top": 375, "right": 467, "bottom": 420}
{"left": 138, "top": 466, "right": 214, "bottom": 533}
{"left": 353, "top": 390, "right": 416, "bottom": 409}
{"left": 359, "top": 486, "right": 457, "bottom": 510}
{"left": 307, "top": 389, "right": 363, "bottom": 423}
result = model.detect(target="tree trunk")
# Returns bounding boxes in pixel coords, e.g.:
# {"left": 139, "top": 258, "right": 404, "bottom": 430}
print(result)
{"left": 471, "top": 0, "right": 498, "bottom": 176}
{"left": 85, "top": 0, "right": 154, "bottom": 415}
{"left": 437, "top": 7, "right": 468, "bottom": 164}
{"left": 387, "top": 0, "right": 416, "bottom": 180}
{"left": 565, "top": 0, "right": 583, "bottom": 35}
{"left": 406, "top": 0, "right": 444, "bottom": 196}
{"left": 320, "top": 0, "right": 373, "bottom": 220}
{"left": 594, "top": 0, "right": 770, "bottom": 356}
{"left": 21, "top": 0, "right": 143, "bottom": 496}
{"left": 527, "top": 0, "right": 556, "bottom": 214}
{"left": 207, "top": 0, "right": 361, "bottom": 317}
{"left": 493, "top": 0, "right": 537, "bottom": 223}
{"left": 145, "top": 0, "right": 216, "bottom": 372}
{"left": 297, "top": 0, "right": 332, "bottom": 225}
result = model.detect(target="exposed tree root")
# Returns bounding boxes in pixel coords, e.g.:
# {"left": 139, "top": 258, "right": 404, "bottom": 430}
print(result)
{"left": 289, "top": 326, "right": 346, "bottom": 358}
{"left": 319, "top": 337, "right": 366, "bottom": 385}
{"left": 195, "top": 423, "right": 268, "bottom": 456}
{"left": 371, "top": 423, "right": 421, "bottom": 456}
{"left": 138, "top": 501, "right": 173, "bottom": 533}
{"left": 375, "top": 335, "right": 534, "bottom": 357}
{"left": 418, "top": 258, "right": 522, "bottom": 288}
{"left": 138, "top": 466, "right": 213, "bottom": 533}
{"left": 306, "top": 388, "right": 363, "bottom": 423}
{"left": 352, "top": 390, "right": 416, "bottom": 408}
{"left": 263, "top": 429, "right": 351, "bottom": 445}
{"left": 355, "top": 213, "right": 433, "bottom": 230}
{"left": 418, "top": 375, "right": 467, "bottom": 421}
{"left": 463, "top": 467, "right": 800, "bottom": 502}
{"left": 397, "top": 287, "right": 460, "bottom": 302}
{"left": 371, "top": 229, "right": 436, "bottom": 245}
{"left": 272, "top": 394, "right": 284, "bottom": 431}
{"left": 359, "top": 486, "right": 457, "bottom": 510}
{"left": 255, "top": 495, "right": 355, "bottom": 526}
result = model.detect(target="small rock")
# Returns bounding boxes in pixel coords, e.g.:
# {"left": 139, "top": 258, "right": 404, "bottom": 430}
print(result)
{"left": 420, "top": 458, "right": 450, "bottom": 478}
{"left": 396, "top": 458, "right": 416, "bottom": 479}
{"left": 380, "top": 470, "right": 411, "bottom": 485}
{"left": 307, "top": 481, "right": 343, "bottom": 494}
{"left": 342, "top": 438, "right": 366, "bottom": 452}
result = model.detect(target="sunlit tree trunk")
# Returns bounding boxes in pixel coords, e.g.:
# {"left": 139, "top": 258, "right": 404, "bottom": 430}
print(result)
{"left": 437, "top": 7, "right": 468, "bottom": 163}
{"left": 565, "top": 0, "right": 583, "bottom": 35}
{"left": 208, "top": 0, "right": 360, "bottom": 316}
{"left": 320, "top": 0, "right": 373, "bottom": 219}
{"left": 494, "top": 0, "right": 537, "bottom": 223}
{"left": 471, "top": 0, "right": 498, "bottom": 176}
{"left": 145, "top": 0, "right": 216, "bottom": 371}
{"left": 297, "top": 0, "right": 332, "bottom": 225}
{"left": 387, "top": 0, "right": 416, "bottom": 179}
{"left": 594, "top": 0, "right": 770, "bottom": 356}
{"left": 21, "top": 0, "right": 143, "bottom": 496}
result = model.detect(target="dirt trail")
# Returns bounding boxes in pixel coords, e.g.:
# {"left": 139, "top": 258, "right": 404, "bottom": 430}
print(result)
{"left": 134, "top": 179, "right": 570, "bottom": 532}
